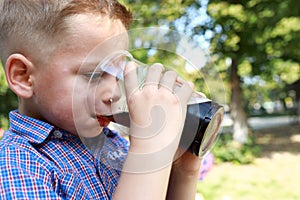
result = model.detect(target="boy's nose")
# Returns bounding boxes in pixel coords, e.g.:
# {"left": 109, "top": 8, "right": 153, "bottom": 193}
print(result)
{"left": 102, "top": 75, "right": 122, "bottom": 104}
{"left": 109, "top": 85, "right": 122, "bottom": 104}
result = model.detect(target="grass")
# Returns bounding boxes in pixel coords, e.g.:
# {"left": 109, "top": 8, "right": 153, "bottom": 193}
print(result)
{"left": 197, "top": 124, "right": 300, "bottom": 200}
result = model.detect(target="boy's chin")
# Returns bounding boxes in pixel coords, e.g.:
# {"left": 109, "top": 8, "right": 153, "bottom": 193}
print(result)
{"left": 76, "top": 126, "right": 104, "bottom": 139}
{"left": 73, "top": 117, "right": 104, "bottom": 138}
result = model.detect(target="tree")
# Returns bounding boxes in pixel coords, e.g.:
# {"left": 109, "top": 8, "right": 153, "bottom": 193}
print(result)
{"left": 121, "top": 0, "right": 198, "bottom": 28}
{"left": 123, "top": 0, "right": 300, "bottom": 144}
{"left": 205, "top": 0, "right": 300, "bottom": 143}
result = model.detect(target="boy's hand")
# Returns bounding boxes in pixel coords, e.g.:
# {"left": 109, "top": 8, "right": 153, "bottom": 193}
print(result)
{"left": 123, "top": 61, "right": 194, "bottom": 172}
{"left": 114, "top": 61, "right": 197, "bottom": 200}
{"left": 166, "top": 151, "right": 201, "bottom": 200}
{"left": 172, "top": 151, "right": 201, "bottom": 176}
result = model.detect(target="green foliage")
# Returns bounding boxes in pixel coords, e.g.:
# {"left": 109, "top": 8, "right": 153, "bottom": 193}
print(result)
{"left": 212, "top": 133, "right": 261, "bottom": 165}
{"left": 124, "top": 0, "right": 300, "bottom": 111}
{"left": 202, "top": 0, "right": 300, "bottom": 142}
{"left": 122, "top": 0, "right": 197, "bottom": 28}
{"left": 207, "top": 0, "right": 300, "bottom": 104}
{"left": 0, "top": 65, "right": 17, "bottom": 130}
{"left": 0, "top": 63, "right": 6, "bottom": 93}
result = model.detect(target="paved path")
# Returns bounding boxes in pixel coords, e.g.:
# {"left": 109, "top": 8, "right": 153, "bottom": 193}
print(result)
{"left": 222, "top": 115, "right": 299, "bottom": 133}
{"left": 248, "top": 116, "right": 299, "bottom": 130}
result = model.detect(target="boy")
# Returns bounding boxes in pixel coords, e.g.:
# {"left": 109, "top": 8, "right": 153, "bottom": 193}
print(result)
{"left": 0, "top": 0, "right": 201, "bottom": 199}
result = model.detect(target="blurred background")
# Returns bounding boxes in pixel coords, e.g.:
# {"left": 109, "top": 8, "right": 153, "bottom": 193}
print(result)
{"left": 0, "top": 0, "right": 299, "bottom": 199}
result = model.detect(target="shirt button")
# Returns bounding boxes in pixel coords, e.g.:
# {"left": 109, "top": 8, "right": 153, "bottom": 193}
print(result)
{"left": 53, "top": 130, "right": 63, "bottom": 138}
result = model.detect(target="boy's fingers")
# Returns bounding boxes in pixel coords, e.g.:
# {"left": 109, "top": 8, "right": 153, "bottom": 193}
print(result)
{"left": 175, "top": 81, "right": 194, "bottom": 104}
{"left": 159, "top": 70, "right": 177, "bottom": 92}
{"left": 144, "top": 63, "right": 164, "bottom": 89}
{"left": 124, "top": 61, "right": 139, "bottom": 97}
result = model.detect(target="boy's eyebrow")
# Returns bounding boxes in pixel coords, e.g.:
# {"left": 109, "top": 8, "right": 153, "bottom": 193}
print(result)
{"left": 79, "top": 55, "right": 105, "bottom": 68}
{"left": 79, "top": 58, "right": 126, "bottom": 76}
{"left": 81, "top": 54, "right": 127, "bottom": 67}
{"left": 80, "top": 60, "right": 102, "bottom": 68}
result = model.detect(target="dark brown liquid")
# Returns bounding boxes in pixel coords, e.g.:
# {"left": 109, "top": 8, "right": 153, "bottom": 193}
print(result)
{"left": 97, "top": 112, "right": 131, "bottom": 127}
{"left": 97, "top": 103, "right": 223, "bottom": 156}
{"left": 98, "top": 104, "right": 202, "bottom": 127}
{"left": 97, "top": 110, "right": 199, "bottom": 152}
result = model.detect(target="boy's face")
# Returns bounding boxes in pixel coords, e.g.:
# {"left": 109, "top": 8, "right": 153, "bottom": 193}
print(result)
{"left": 31, "top": 14, "right": 128, "bottom": 136}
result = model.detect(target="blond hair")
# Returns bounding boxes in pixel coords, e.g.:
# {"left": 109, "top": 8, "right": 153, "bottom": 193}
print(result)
{"left": 0, "top": 0, "right": 132, "bottom": 65}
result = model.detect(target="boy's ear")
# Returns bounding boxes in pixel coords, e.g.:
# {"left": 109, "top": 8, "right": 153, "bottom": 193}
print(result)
{"left": 5, "top": 54, "right": 35, "bottom": 99}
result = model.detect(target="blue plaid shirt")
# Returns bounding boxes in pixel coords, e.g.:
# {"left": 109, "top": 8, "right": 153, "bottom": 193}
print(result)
{"left": 0, "top": 111, "right": 129, "bottom": 199}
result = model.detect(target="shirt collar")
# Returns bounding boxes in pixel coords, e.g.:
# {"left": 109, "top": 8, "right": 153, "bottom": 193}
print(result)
{"left": 9, "top": 110, "right": 55, "bottom": 145}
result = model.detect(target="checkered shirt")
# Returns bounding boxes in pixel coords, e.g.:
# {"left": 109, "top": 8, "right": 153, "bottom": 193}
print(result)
{"left": 0, "top": 110, "right": 129, "bottom": 199}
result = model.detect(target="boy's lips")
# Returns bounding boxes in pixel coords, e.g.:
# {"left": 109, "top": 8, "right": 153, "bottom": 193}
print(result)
{"left": 95, "top": 112, "right": 130, "bottom": 127}
{"left": 96, "top": 114, "right": 113, "bottom": 127}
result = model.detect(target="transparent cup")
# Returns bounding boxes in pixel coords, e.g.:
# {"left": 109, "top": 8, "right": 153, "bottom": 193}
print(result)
{"left": 90, "top": 50, "right": 224, "bottom": 158}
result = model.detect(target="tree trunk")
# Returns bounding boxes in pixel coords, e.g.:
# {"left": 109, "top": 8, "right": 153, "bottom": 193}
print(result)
{"left": 230, "top": 58, "right": 248, "bottom": 144}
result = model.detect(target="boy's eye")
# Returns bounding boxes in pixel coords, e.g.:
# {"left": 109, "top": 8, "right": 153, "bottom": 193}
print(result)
{"left": 83, "top": 72, "right": 120, "bottom": 82}
{"left": 84, "top": 72, "right": 102, "bottom": 80}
